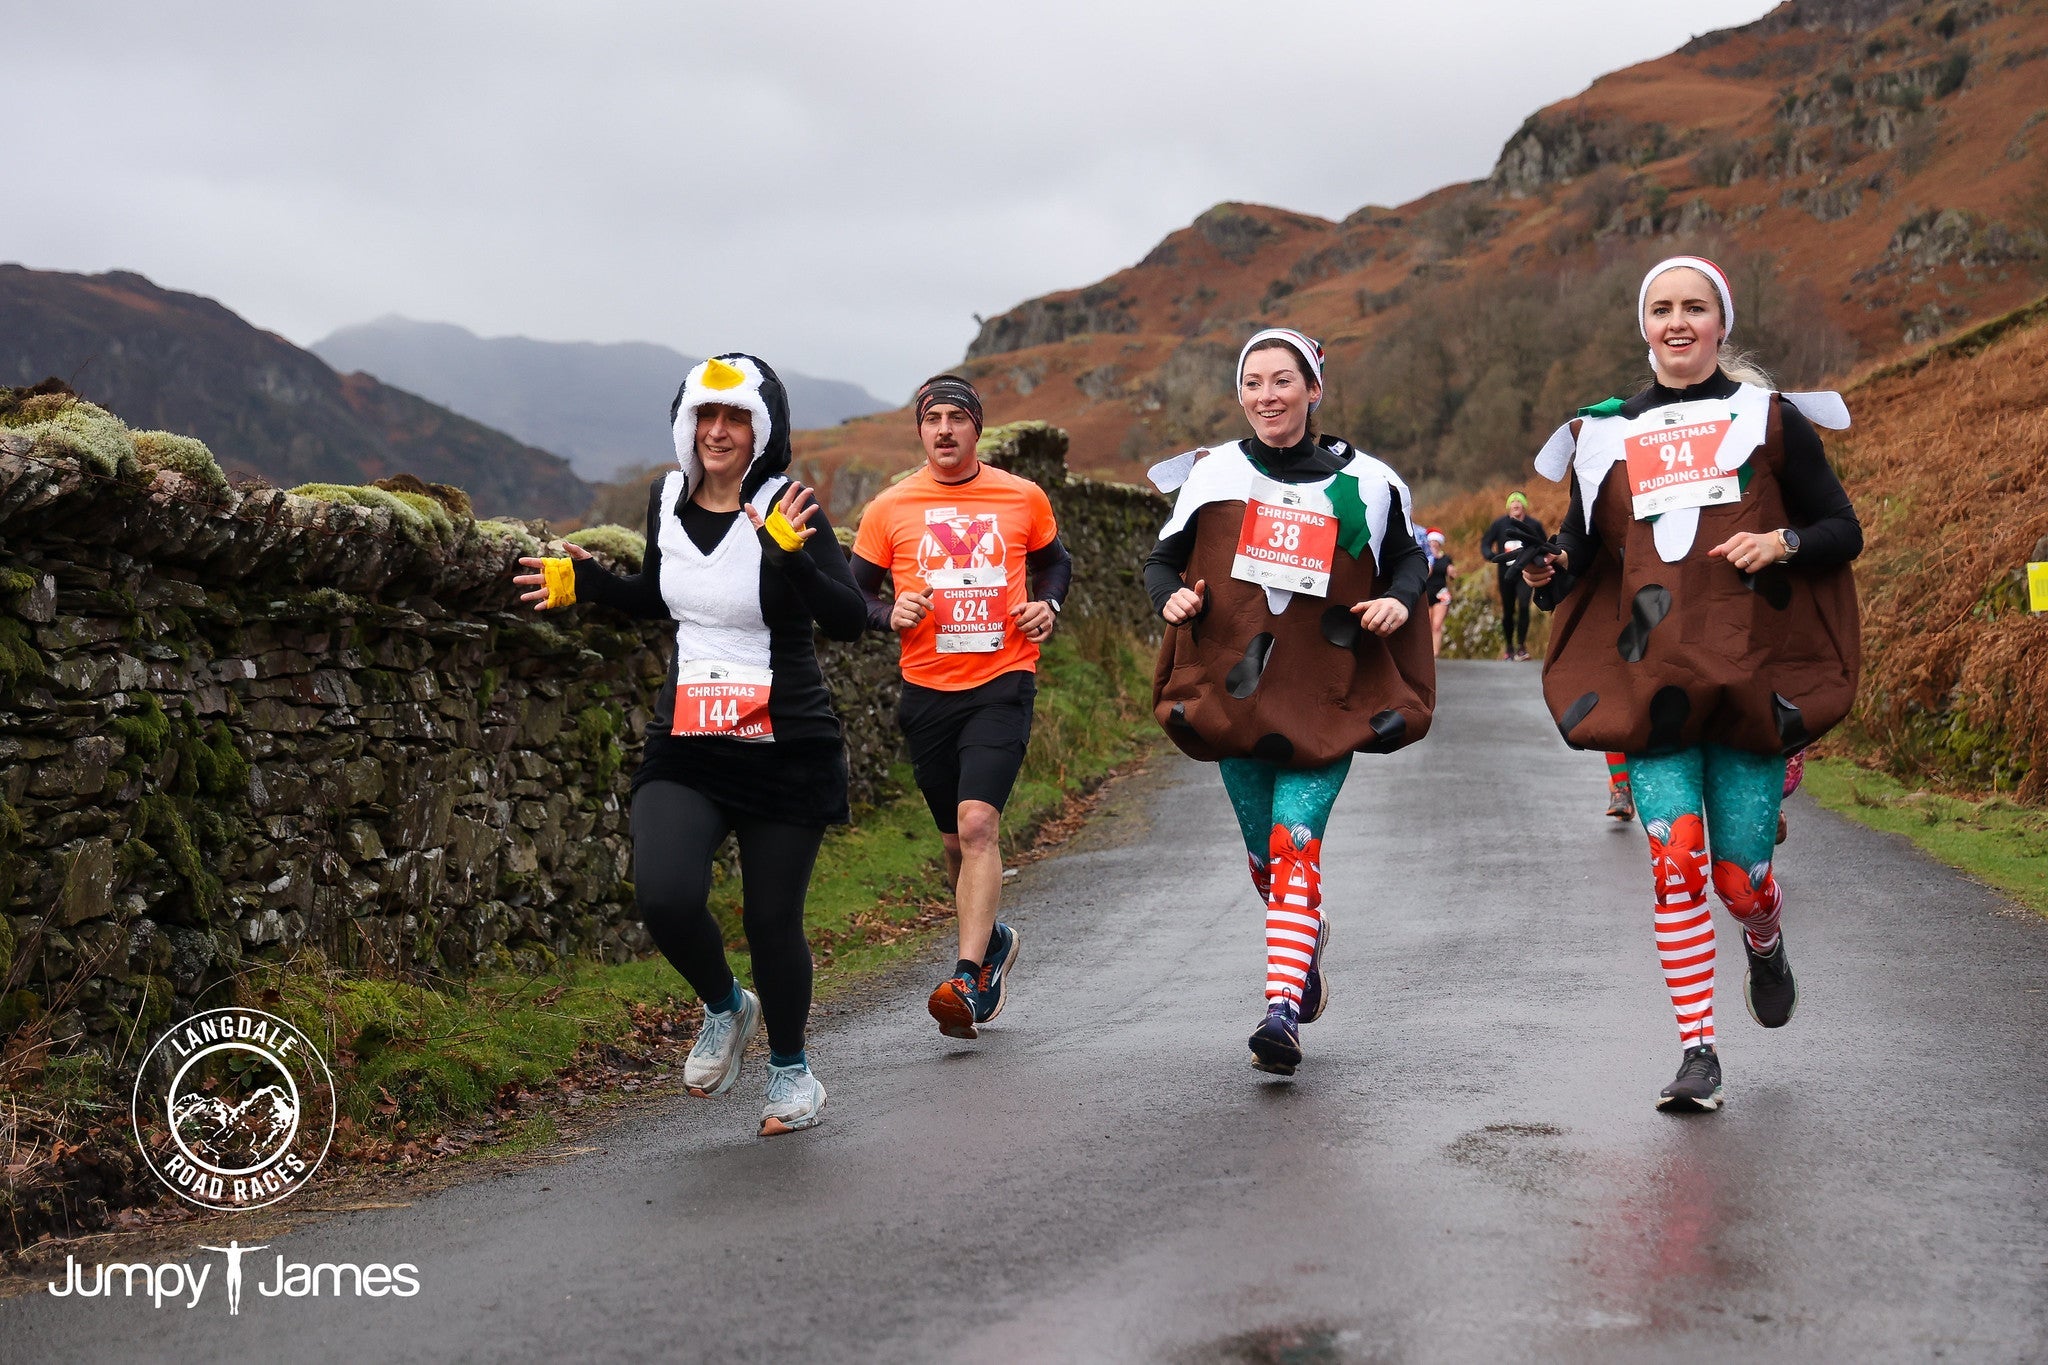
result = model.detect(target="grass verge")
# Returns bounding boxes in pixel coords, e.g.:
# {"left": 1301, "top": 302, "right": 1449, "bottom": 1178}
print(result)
{"left": 1803, "top": 757, "right": 2048, "bottom": 916}
{"left": 5, "top": 622, "right": 1162, "bottom": 1246}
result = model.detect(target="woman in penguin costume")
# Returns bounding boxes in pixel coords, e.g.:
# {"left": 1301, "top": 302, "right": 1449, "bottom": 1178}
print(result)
{"left": 515, "top": 353, "right": 866, "bottom": 1136}
{"left": 1144, "top": 326, "right": 1434, "bottom": 1077}
{"left": 1522, "top": 257, "right": 1864, "bottom": 1114}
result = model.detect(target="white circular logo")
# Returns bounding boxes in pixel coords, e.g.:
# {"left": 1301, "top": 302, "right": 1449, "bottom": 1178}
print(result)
{"left": 131, "top": 1008, "right": 335, "bottom": 1211}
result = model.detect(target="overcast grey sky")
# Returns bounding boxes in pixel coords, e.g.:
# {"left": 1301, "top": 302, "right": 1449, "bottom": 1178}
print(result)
{"left": 10, "top": 0, "right": 1774, "bottom": 401}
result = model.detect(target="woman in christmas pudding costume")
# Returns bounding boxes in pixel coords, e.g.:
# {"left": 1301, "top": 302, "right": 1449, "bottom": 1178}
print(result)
{"left": 1522, "top": 257, "right": 1863, "bottom": 1113}
{"left": 1144, "top": 327, "right": 1434, "bottom": 1076}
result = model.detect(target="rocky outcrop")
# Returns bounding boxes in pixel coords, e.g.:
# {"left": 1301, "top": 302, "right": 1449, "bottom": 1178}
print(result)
{"left": 967, "top": 285, "right": 1140, "bottom": 360}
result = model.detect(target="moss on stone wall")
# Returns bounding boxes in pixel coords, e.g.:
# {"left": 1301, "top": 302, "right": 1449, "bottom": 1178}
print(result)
{"left": 131, "top": 430, "right": 228, "bottom": 492}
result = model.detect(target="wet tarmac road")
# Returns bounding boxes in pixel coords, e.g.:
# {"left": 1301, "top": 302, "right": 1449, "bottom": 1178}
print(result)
{"left": 10, "top": 662, "right": 2047, "bottom": 1362}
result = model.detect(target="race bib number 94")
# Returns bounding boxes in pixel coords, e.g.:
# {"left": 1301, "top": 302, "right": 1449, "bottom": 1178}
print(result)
{"left": 672, "top": 661, "right": 774, "bottom": 741}
{"left": 1625, "top": 403, "right": 1740, "bottom": 519}
{"left": 1232, "top": 475, "right": 1338, "bottom": 596}
{"left": 927, "top": 565, "right": 1008, "bottom": 653}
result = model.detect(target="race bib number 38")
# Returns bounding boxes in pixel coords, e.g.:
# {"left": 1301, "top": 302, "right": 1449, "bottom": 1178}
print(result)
{"left": 672, "top": 661, "right": 774, "bottom": 741}
{"left": 1625, "top": 403, "right": 1740, "bottom": 520}
{"left": 1232, "top": 475, "right": 1338, "bottom": 597}
{"left": 927, "top": 565, "right": 1008, "bottom": 654}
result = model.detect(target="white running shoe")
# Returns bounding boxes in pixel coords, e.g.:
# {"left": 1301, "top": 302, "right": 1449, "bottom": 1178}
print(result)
{"left": 759, "top": 1062, "right": 826, "bottom": 1136}
{"left": 684, "top": 989, "right": 760, "bottom": 1098}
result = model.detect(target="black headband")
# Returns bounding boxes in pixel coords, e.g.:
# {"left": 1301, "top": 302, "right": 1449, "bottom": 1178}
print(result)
{"left": 914, "top": 374, "right": 983, "bottom": 432}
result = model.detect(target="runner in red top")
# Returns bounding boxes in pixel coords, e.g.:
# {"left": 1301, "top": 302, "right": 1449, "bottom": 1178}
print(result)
{"left": 850, "top": 375, "right": 1072, "bottom": 1040}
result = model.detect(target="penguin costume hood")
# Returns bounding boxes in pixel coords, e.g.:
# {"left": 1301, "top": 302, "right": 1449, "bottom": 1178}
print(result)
{"left": 669, "top": 353, "right": 794, "bottom": 504}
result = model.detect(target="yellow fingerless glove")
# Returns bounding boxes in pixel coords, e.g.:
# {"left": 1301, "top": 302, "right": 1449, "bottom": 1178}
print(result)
{"left": 763, "top": 509, "right": 806, "bottom": 552}
{"left": 541, "top": 556, "right": 577, "bottom": 609}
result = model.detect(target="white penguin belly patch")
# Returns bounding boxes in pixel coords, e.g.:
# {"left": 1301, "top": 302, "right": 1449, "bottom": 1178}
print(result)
{"left": 1623, "top": 400, "right": 1741, "bottom": 520}
{"left": 673, "top": 661, "right": 775, "bottom": 741}
{"left": 927, "top": 565, "right": 1008, "bottom": 653}
{"left": 1231, "top": 475, "right": 1338, "bottom": 597}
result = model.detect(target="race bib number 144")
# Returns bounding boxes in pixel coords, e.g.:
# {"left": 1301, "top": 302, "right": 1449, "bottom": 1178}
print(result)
{"left": 672, "top": 661, "right": 774, "bottom": 740}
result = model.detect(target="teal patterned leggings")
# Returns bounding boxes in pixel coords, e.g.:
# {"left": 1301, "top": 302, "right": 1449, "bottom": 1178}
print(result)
{"left": 1219, "top": 755, "right": 1353, "bottom": 856}
{"left": 1629, "top": 744, "right": 1785, "bottom": 869}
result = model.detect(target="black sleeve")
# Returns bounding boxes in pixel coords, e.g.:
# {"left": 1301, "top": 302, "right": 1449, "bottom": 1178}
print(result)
{"left": 572, "top": 481, "right": 672, "bottom": 620}
{"left": 1377, "top": 501, "right": 1428, "bottom": 612}
{"left": 849, "top": 553, "right": 895, "bottom": 633}
{"left": 1776, "top": 402, "right": 1863, "bottom": 567}
{"left": 757, "top": 504, "right": 868, "bottom": 641}
{"left": 1026, "top": 535, "right": 1073, "bottom": 608}
{"left": 1143, "top": 522, "right": 1199, "bottom": 616}
{"left": 1535, "top": 479, "right": 1598, "bottom": 612}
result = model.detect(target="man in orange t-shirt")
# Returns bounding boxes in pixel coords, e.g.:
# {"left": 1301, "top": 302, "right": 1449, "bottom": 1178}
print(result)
{"left": 851, "top": 374, "right": 1071, "bottom": 1041}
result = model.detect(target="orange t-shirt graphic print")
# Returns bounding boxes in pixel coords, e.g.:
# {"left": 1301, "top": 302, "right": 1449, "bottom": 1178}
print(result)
{"left": 853, "top": 465, "right": 1058, "bottom": 691}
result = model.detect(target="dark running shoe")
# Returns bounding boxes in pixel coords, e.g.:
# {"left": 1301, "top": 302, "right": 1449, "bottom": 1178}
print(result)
{"left": 1656, "top": 1044, "right": 1724, "bottom": 1113}
{"left": 1298, "top": 918, "right": 1333, "bottom": 1024}
{"left": 1744, "top": 938, "right": 1797, "bottom": 1028}
{"left": 1248, "top": 1002, "right": 1303, "bottom": 1076}
{"left": 973, "top": 923, "right": 1021, "bottom": 1025}
{"left": 1606, "top": 783, "right": 1635, "bottom": 821}
{"left": 927, "top": 973, "right": 979, "bottom": 1040}
{"left": 1776, "top": 811, "right": 1788, "bottom": 845}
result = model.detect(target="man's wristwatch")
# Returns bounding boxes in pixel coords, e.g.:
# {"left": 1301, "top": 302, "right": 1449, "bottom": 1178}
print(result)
{"left": 1777, "top": 528, "right": 1801, "bottom": 560}
{"left": 1045, "top": 599, "right": 1062, "bottom": 615}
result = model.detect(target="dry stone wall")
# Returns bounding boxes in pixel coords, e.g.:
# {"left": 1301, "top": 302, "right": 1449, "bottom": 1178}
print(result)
{"left": 0, "top": 414, "right": 1164, "bottom": 1060}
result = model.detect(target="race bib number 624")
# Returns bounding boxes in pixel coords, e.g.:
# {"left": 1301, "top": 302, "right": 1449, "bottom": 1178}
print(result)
{"left": 927, "top": 566, "right": 1008, "bottom": 653}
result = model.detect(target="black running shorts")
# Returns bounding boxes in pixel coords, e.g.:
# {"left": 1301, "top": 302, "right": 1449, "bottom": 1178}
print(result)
{"left": 896, "top": 669, "right": 1037, "bottom": 834}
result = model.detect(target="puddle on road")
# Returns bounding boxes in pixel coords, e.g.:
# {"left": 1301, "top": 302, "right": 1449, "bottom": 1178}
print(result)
{"left": 1181, "top": 1321, "right": 1391, "bottom": 1365}
{"left": 1442, "top": 1121, "right": 1575, "bottom": 1196}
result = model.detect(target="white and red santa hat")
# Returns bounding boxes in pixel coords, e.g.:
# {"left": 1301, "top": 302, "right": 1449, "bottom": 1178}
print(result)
{"left": 1638, "top": 256, "right": 1735, "bottom": 340}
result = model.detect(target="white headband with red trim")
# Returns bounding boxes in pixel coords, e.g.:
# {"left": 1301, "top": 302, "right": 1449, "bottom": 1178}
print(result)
{"left": 1639, "top": 256, "right": 1734, "bottom": 341}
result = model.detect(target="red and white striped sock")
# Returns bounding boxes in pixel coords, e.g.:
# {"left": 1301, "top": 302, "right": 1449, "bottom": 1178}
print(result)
{"left": 1649, "top": 814, "right": 1714, "bottom": 1049}
{"left": 1263, "top": 825, "right": 1323, "bottom": 1010}
{"left": 1712, "top": 859, "right": 1784, "bottom": 955}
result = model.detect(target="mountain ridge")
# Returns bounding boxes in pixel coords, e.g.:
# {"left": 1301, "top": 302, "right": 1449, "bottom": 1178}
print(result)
{"left": 312, "top": 317, "right": 892, "bottom": 483}
{"left": 791, "top": 0, "right": 2045, "bottom": 508}
{"left": 0, "top": 266, "right": 593, "bottom": 521}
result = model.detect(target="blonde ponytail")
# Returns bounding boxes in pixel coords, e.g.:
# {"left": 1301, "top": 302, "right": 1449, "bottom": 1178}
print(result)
{"left": 1716, "top": 344, "right": 1775, "bottom": 389}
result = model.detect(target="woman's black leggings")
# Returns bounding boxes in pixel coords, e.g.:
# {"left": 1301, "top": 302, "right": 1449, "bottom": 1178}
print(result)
{"left": 629, "top": 780, "right": 821, "bottom": 1057}
{"left": 1497, "top": 573, "right": 1533, "bottom": 651}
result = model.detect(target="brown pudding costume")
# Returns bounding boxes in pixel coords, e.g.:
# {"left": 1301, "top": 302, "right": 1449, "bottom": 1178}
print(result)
{"left": 1152, "top": 473, "right": 1436, "bottom": 766}
{"left": 1536, "top": 393, "right": 1860, "bottom": 756}
{"left": 1529, "top": 253, "right": 1865, "bottom": 1114}
{"left": 1143, "top": 325, "right": 1434, "bottom": 1076}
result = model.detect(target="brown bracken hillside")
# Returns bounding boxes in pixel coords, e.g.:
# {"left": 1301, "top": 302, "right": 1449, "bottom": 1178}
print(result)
{"left": 792, "top": 0, "right": 2047, "bottom": 510}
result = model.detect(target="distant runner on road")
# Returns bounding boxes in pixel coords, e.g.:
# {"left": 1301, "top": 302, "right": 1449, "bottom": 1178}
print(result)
{"left": 850, "top": 375, "right": 1072, "bottom": 1042}
{"left": 1144, "top": 326, "right": 1433, "bottom": 1077}
{"left": 516, "top": 353, "right": 865, "bottom": 1136}
{"left": 1481, "top": 493, "right": 1545, "bottom": 661}
{"left": 1525, "top": 256, "right": 1863, "bottom": 1113}
{"left": 1422, "top": 527, "right": 1455, "bottom": 657}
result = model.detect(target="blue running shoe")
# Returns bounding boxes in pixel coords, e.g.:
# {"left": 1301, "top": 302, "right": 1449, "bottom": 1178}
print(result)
{"left": 1298, "top": 918, "right": 1332, "bottom": 1024}
{"left": 973, "top": 922, "right": 1022, "bottom": 1025}
{"left": 1248, "top": 1001, "right": 1302, "bottom": 1075}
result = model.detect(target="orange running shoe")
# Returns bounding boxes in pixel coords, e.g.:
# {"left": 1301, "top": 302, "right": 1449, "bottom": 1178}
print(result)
{"left": 927, "top": 973, "right": 979, "bottom": 1040}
